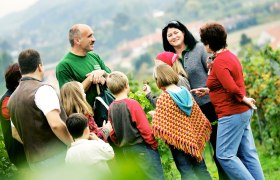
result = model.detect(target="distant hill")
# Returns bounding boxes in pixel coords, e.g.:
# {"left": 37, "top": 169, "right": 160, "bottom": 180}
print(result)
{"left": 0, "top": 0, "right": 279, "bottom": 64}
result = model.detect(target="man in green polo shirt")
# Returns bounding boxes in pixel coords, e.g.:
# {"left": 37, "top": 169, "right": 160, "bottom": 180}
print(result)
{"left": 56, "top": 24, "right": 111, "bottom": 107}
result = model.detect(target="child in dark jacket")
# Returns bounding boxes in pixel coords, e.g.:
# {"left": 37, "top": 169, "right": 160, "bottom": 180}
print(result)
{"left": 106, "top": 71, "right": 164, "bottom": 180}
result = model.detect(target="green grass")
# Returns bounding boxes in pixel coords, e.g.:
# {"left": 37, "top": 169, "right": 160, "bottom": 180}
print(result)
{"left": 258, "top": 146, "right": 280, "bottom": 180}
{"left": 204, "top": 143, "right": 219, "bottom": 179}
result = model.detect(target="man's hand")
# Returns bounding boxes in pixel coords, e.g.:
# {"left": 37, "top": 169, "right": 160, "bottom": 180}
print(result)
{"left": 46, "top": 109, "right": 73, "bottom": 146}
{"left": 190, "top": 88, "right": 209, "bottom": 97}
{"left": 86, "top": 70, "right": 106, "bottom": 84}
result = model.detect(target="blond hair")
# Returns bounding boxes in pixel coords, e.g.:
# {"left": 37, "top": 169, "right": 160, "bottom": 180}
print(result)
{"left": 154, "top": 64, "right": 179, "bottom": 89}
{"left": 106, "top": 71, "right": 128, "bottom": 95}
{"left": 154, "top": 58, "right": 188, "bottom": 78}
{"left": 172, "top": 60, "right": 188, "bottom": 78}
{"left": 60, "top": 81, "right": 93, "bottom": 116}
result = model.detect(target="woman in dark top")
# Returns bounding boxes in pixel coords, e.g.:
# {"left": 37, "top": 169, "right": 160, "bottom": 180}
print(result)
{"left": 0, "top": 63, "right": 28, "bottom": 169}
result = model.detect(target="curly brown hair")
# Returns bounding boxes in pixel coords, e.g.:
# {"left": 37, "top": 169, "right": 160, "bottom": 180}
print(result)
{"left": 200, "top": 22, "right": 227, "bottom": 52}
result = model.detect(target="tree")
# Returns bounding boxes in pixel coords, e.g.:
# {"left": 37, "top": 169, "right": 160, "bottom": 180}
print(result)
{"left": 240, "top": 33, "right": 252, "bottom": 46}
{"left": 133, "top": 53, "right": 153, "bottom": 71}
{"left": 240, "top": 45, "right": 280, "bottom": 155}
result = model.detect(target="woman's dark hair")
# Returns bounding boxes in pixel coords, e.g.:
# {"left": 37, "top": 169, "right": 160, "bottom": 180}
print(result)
{"left": 162, "top": 20, "right": 197, "bottom": 52}
{"left": 66, "top": 113, "right": 88, "bottom": 139}
{"left": 5, "top": 63, "right": 21, "bottom": 91}
{"left": 18, "top": 49, "right": 42, "bottom": 75}
{"left": 200, "top": 22, "right": 227, "bottom": 52}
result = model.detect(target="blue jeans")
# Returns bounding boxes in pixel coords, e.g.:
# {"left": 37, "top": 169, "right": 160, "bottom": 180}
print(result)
{"left": 170, "top": 145, "right": 212, "bottom": 180}
{"left": 216, "top": 109, "right": 264, "bottom": 180}
{"left": 120, "top": 143, "right": 164, "bottom": 180}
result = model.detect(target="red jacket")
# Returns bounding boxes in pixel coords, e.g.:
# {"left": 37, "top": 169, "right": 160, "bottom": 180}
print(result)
{"left": 207, "top": 50, "right": 249, "bottom": 118}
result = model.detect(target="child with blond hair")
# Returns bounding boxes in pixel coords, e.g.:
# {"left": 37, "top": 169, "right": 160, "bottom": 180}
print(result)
{"left": 60, "top": 81, "right": 112, "bottom": 141}
{"left": 152, "top": 64, "right": 212, "bottom": 179}
{"left": 143, "top": 51, "right": 190, "bottom": 108}
{"left": 106, "top": 71, "right": 164, "bottom": 180}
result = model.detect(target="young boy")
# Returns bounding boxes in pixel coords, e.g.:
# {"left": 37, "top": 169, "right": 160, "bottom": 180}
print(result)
{"left": 65, "top": 113, "right": 114, "bottom": 175}
{"left": 106, "top": 71, "right": 164, "bottom": 180}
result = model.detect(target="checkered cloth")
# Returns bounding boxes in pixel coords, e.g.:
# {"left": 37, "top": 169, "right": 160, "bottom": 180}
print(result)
{"left": 152, "top": 91, "right": 212, "bottom": 161}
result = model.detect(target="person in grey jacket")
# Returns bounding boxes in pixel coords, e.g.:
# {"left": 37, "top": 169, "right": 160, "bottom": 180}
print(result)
{"left": 162, "top": 20, "right": 228, "bottom": 180}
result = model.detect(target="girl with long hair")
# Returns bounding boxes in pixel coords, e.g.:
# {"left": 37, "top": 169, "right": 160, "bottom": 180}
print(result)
{"left": 61, "top": 81, "right": 112, "bottom": 142}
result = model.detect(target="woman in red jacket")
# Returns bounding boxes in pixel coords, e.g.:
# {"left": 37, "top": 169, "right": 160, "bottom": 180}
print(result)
{"left": 192, "top": 22, "right": 264, "bottom": 180}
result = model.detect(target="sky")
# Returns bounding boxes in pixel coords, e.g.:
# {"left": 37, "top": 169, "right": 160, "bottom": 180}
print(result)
{"left": 0, "top": 0, "right": 38, "bottom": 18}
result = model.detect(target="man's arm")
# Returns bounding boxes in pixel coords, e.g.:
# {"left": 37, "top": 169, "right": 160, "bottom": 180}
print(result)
{"left": 46, "top": 109, "right": 73, "bottom": 146}
{"left": 35, "top": 85, "right": 73, "bottom": 145}
{"left": 82, "top": 74, "right": 94, "bottom": 92}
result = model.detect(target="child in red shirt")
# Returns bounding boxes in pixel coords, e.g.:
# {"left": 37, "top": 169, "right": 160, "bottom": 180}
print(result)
{"left": 106, "top": 71, "right": 164, "bottom": 180}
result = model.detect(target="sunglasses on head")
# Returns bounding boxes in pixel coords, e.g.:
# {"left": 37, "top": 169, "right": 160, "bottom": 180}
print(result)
{"left": 164, "top": 20, "right": 179, "bottom": 28}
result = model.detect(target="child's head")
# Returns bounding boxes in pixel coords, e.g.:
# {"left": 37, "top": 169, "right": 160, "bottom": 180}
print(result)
{"left": 66, "top": 113, "right": 89, "bottom": 140}
{"left": 106, "top": 71, "right": 129, "bottom": 95}
{"left": 155, "top": 51, "right": 188, "bottom": 78}
{"left": 60, "top": 81, "right": 93, "bottom": 116}
{"left": 154, "top": 64, "right": 179, "bottom": 89}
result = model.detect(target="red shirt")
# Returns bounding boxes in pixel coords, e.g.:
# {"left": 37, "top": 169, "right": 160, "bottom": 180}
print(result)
{"left": 206, "top": 50, "right": 249, "bottom": 118}
{"left": 85, "top": 114, "right": 107, "bottom": 142}
{"left": 1, "top": 97, "right": 10, "bottom": 120}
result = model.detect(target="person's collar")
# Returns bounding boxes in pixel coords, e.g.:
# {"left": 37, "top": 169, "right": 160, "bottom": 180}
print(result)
{"left": 178, "top": 46, "right": 190, "bottom": 63}
{"left": 21, "top": 75, "right": 42, "bottom": 82}
{"left": 184, "top": 46, "right": 190, "bottom": 52}
{"left": 70, "top": 48, "right": 87, "bottom": 56}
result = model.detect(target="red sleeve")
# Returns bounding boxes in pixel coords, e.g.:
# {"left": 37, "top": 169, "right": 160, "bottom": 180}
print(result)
{"left": 1, "top": 97, "right": 10, "bottom": 120}
{"left": 212, "top": 60, "right": 244, "bottom": 102}
{"left": 87, "top": 115, "right": 107, "bottom": 142}
{"left": 130, "top": 100, "right": 158, "bottom": 150}
{"left": 108, "top": 109, "right": 117, "bottom": 145}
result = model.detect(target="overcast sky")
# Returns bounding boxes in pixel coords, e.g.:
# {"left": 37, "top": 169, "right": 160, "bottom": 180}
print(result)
{"left": 0, "top": 0, "right": 38, "bottom": 18}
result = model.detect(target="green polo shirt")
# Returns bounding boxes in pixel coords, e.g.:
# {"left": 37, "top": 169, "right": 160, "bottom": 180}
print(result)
{"left": 56, "top": 51, "right": 111, "bottom": 106}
